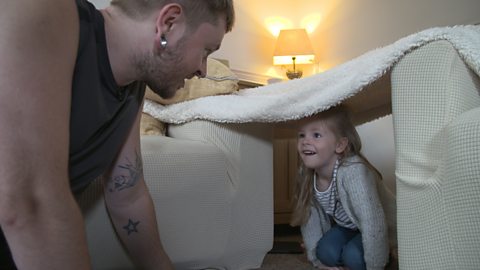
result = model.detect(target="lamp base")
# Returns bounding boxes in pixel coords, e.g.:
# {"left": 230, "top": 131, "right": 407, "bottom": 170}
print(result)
{"left": 286, "top": 70, "right": 303, "bottom": 80}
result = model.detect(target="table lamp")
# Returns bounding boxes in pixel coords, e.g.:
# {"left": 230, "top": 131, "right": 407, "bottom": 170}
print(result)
{"left": 273, "top": 28, "right": 315, "bottom": 79}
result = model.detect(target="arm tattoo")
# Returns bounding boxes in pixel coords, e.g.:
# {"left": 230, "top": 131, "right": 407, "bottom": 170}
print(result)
{"left": 108, "top": 150, "right": 143, "bottom": 192}
{"left": 123, "top": 218, "right": 140, "bottom": 235}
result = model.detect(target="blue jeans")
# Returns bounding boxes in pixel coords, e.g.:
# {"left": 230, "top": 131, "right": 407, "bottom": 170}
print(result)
{"left": 315, "top": 225, "right": 366, "bottom": 270}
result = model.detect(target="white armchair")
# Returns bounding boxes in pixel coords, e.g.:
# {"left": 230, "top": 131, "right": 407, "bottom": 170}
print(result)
{"left": 391, "top": 40, "right": 480, "bottom": 269}
{"left": 78, "top": 120, "right": 274, "bottom": 270}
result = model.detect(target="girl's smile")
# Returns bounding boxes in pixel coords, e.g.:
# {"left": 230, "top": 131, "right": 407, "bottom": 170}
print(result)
{"left": 297, "top": 120, "right": 346, "bottom": 180}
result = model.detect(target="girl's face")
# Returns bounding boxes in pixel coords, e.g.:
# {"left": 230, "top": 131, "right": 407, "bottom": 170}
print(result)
{"left": 297, "top": 119, "right": 347, "bottom": 174}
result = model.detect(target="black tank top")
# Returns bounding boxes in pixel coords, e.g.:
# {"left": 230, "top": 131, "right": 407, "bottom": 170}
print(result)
{"left": 70, "top": 0, "right": 146, "bottom": 193}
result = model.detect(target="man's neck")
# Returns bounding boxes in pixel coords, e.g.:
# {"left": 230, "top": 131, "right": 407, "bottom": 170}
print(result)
{"left": 100, "top": 7, "right": 146, "bottom": 87}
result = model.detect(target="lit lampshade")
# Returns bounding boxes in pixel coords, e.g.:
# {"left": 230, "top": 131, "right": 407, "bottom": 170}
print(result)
{"left": 273, "top": 28, "right": 315, "bottom": 79}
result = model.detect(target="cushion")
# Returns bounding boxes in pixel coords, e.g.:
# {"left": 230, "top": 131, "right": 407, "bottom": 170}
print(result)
{"left": 140, "top": 112, "right": 166, "bottom": 135}
{"left": 145, "top": 58, "right": 239, "bottom": 105}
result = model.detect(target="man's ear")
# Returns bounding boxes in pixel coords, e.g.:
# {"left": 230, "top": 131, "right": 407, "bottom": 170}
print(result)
{"left": 154, "top": 4, "right": 184, "bottom": 40}
{"left": 335, "top": 137, "right": 348, "bottom": 154}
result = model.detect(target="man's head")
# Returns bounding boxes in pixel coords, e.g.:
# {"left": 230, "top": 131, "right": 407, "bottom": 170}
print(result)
{"left": 111, "top": 0, "right": 235, "bottom": 33}
{"left": 111, "top": 0, "right": 235, "bottom": 98}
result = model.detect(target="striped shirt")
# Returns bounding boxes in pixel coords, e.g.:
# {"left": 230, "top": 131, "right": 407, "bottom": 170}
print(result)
{"left": 313, "top": 172, "right": 357, "bottom": 230}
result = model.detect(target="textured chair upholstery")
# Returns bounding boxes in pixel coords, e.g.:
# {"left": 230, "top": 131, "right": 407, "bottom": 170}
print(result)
{"left": 391, "top": 40, "right": 480, "bottom": 269}
{"left": 78, "top": 121, "right": 273, "bottom": 270}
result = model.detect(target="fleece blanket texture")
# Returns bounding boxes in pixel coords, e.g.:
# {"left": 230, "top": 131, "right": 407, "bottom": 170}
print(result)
{"left": 144, "top": 25, "right": 480, "bottom": 124}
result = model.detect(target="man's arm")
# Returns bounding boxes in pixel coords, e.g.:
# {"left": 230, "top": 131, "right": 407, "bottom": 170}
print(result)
{"left": 0, "top": 0, "right": 91, "bottom": 269}
{"left": 102, "top": 106, "right": 174, "bottom": 270}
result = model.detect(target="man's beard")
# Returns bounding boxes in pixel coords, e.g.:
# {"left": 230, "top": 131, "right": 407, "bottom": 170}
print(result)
{"left": 136, "top": 37, "right": 187, "bottom": 99}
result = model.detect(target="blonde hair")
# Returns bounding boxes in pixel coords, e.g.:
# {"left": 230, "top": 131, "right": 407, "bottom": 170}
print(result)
{"left": 290, "top": 105, "right": 381, "bottom": 226}
{"left": 110, "top": 0, "right": 235, "bottom": 32}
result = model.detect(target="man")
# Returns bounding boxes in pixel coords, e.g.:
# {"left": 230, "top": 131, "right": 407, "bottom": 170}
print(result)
{"left": 0, "top": 0, "right": 234, "bottom": 269}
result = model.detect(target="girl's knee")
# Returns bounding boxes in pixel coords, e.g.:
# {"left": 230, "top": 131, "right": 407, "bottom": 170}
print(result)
{"left": 342, "top": 243, "right": 366, "bottom": 270}
{"left": 316, "top": 241, "right": 341, "bottom": 267}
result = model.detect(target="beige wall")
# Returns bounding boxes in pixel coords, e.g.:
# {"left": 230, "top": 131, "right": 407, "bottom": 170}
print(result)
{"left": 214, "top": 0, "right": 480, "bottom": 78}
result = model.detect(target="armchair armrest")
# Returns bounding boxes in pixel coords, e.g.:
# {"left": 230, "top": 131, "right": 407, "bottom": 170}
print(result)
{"left": 167, "top": 120, "right": 274, "bottom": 268}
{"left": 391, "top": 40, "right": 480, "bottom": 270}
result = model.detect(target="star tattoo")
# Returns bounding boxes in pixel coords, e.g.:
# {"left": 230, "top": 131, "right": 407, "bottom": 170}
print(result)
{"left": 123, "top": 219, "right": 140, "bottom": 235}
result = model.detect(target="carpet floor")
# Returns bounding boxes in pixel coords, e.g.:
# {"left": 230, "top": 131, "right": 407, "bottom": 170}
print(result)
{"left": 255, "top": 253, "right": 317, "bottom": 270}
{"left": 255, "top": 225, "right": 315, "bottom": 269}
{"left": 256, "top": 251, "right": 399, "bottom": 270}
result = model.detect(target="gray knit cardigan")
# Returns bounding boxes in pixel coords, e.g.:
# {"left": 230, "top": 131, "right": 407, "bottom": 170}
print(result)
{"left": 301, "top": 155, "right": 390, "bottom": 270}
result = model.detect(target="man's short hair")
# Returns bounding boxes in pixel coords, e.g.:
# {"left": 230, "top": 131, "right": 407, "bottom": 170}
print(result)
{"left": 111, "top": 0, "right": 235, "bottom": 32}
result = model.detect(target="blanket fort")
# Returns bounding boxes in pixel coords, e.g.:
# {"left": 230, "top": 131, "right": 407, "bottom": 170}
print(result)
{"left": 144, "top": 25, "right": 480, "bottom": 125}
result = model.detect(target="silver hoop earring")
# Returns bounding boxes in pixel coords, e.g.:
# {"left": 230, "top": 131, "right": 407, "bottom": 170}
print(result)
{"left": 160, "top": 34, "right": 168, "bottom": 49}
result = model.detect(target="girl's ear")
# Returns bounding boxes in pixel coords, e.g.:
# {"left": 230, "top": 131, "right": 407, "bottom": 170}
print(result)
{"left": 335, "top": 137, "right": 348, "bottom": 154}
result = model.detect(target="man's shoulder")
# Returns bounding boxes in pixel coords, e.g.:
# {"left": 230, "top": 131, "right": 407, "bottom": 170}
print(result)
{"left": 76, "top": 0, "right": 98, "bottom": 22}
{"left": 0, "top": 0, "right": 79, "bottom": 76}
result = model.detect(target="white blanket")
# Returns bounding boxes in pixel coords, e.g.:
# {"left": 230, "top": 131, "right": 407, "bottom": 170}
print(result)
{"left": 144, "top": 25, "right": 480, "bottom": 124}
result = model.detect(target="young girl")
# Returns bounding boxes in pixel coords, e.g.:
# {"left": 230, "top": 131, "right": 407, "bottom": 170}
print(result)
{"left": 291, "top": 106, "right": 390, "bottom": 270}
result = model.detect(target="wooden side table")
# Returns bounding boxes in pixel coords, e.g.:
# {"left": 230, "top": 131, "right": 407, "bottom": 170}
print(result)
{"left": 273, "top": 124, "right": 299, "bottom": 224}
